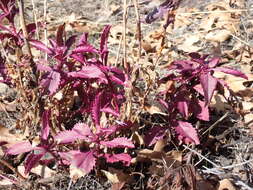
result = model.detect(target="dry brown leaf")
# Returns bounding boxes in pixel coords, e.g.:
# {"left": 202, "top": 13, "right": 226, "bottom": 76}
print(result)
{"left": 0, "top": 178, "right": 13, "bottom": 186}
{"left": 0, "top": 101, "right": 17, "bottom": 112}
{"left": 133, "top": 149, "right": 182, "bottom": 168}
{"left": 159, "top": 164, "right": 197, "bottom": 190}
{"left": 102, "top": 168, "right": 129, "bottom": 190}
{"left": 149, "top": 30, "right": 164, "bottom": 40}
{"left": 147, "top": 151, "right": 183, "bottom": 176}
{"left": 142, "top": 40, "right": 154, "bottom": 53}
{"left": 218, "top": 179, "right": 237, "bottom": 190}
{"left": 110, "top": 25, "right": 128, "bottom": 40}
{"left": 0, "top": 126, "right": 27, "bottom": 156}
{"left": 205, "top": 29, "right": 231, "bottom": 43}
{"left": 18, "top": 165, "right": 56, "bottom": 179}
{"left": 174, "top": 7, "right": 196, "bottom": 28}
{"left": 195, "top": 171, "right": 215, "bottom": 190}
{"left": 153, "top": 139, "right": 166, "bottom": 152}
{"left": 244, "top": 113, "right": 253, "bottom": 124}
{"left": 69, "top": 165, "right": 86, "bottom": 182}
{"left": 111, "top": 182, "right": 125, "bottom": 190}
{"left": 102, "top": 170, "right": 120, "bottom": 184}
{"left": 177, "top": 34, "right": 201, "bottom": 52}
{"left": 131, "top": 149, "right": 164, "bottom": 163}
{"left": 200, "top": 11, "right": 238, "bottom": 33}
{"left": 214, "top": 72, "right": 250, "bottom": 93}
{"left": 131, "top": 131, "right": 144, "bottom": 146}
{"left": 211, "top": 94, "right": 232, "bottom": 112}
{"left": 109, "top": 4, "right": 121, "bottom": 15}
{"left": 143, "top": 104, "right": 167, "bottom": 115}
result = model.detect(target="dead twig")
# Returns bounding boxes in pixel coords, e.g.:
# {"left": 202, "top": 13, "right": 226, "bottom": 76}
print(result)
{"left": 0, "top": 158, "right": 27, "bottom": 180}
{"left": 18, "top": 0, "right": 38, "bottom": 84}
{"left": 123, "top": 0, "right": 129, "bottom": 73}
{"left": 43, "top": 0, "right": 48, "bottom": 61}
{"left": 31, "top": 0, "right": 39, "bottom": 40}
{"left": 178, "top": 8, "right": 253, "bottom": 15}
{"left": 133, "top": 0, "right": 142, "bottom": 59}
{"left": 17, "top": 0, "right": 33, "bottom": 58}
{"left": 202, "top": 111, "right": 230, "bottom": 135}
{"left": 183, "top": 145, "right": 220, "bottom": 168}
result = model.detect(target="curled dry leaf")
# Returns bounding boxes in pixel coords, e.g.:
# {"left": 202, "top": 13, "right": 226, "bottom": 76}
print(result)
{"left": 205, "top": 29, "right": 231, "bottom": 43}
{"left": 218, "top": 179, "right": 237, "bottom": 190}
{"left": 177, "top": 34, "right": 201, "bottom": 52}
{"left": 132, "top": 149, "right": 182, "bottom": 168}
{"left": 102, "top": 168, "right": 130, "bottom": 190}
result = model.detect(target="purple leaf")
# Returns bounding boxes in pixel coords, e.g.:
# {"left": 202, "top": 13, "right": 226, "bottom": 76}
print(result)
{"left": 100, "top": 137, "right": 134, "bottom": 148}
{"left": 175, "top": 91, "right": 189, "bottom": 118}
{"left": 208, "top": 57, "right": 220, "bottom": 68}
{"left": 55, "top": 123, "right": 94, "bottom": 144}
{"left": 0, "top": 24, "right": 15, "bottom": 36}
{"left": 30, "top": 40, "right": 53, "bottom": 55}
{"left": 193, "top": 84, "right": 204, "bottom": 96}
{"left": 104, "top": 153, "right": 132, "bottom": 166}
{"left": 91, "top": 91, "right": 102, "bottom": 127}
{"left": 65, "top": 35, "right": 77, "bottom": 49}
{"left": 100, "top": 125, "right": 117, "bottom": 136}
{"left": 41, "top": 71, "right": 61, "bottom": 95}
{"left": 24, "top": 153, "right": 44, "bottom": 174}
{"left": 200, "top": 73, "right": 217, "bottom": 105}
{"left": 100, "top": 25, "right": 111, "bottom": 52}
{"left": 106, "top": 67, "right": 127, "bottom": 86}
{"left": 0, "top": 141, "right": 7, "bottom": 146}
{"left": 174, "top": 121, "right": 200, "bottom": 145}
{"left": 36, "top": 63, "right": 52, "bottom": 72}
{"left": 100, "top": 25, "right": 111, "bottom": 65}
{"left": 25, "top": 22, "right": 41, "bottom": 37}
{"left": 55, "top": 130, "right": 80, "bottom": 144}
{"left": 144, "top": 0, "right": 179, "bottom": 24}
{"left": 144, "top": 5, "right": 167, "bottom": 24}
{"left": 72, "top": 123, "right": 94, "bottom": 139}
{"left": 58, "top": 152, "right": 72, "bottom": 165}
{"left": 0, "top": 0, "right": 17, "bottom": 23}
{"left": 144, "top": 126, "right": 166, "bottom": 146}
{"left": 78, "top": 32, "right": 89, "bottom": 46}
{"left": 188, "top": 52, "right": 201, "bottom": 59}
{"left": 70, "top": 54, "right": 85, "bottom": 64}
{"left": 41, "top": 109, "right": 51, "bottom": 140}
{"left": 72, "top": 45, "right": 98, "bottom": 54}
{"left": 170, "top": 60, "right": 198, "bottom": 72}
{"left": 49, "top": 39, "right": 57, "bottom": 48}
{"left": 100, "top": 107, "right": 120, "bottom": 117}
{"left": 158, "top": 98, "right": 169, "bottom": 110}
{"left": 6, "top": 141, "right": 34, "bottom": 155}
{"left": 190, "top": 99, "right": 209, "bottom": 121}
{"left": 213, "top": 67, "right": 248, "bottom": 80}
{"left": 72, "top": 151, "right": 96, "bottom": 174}
{"left": 68, "top": 65, "right": 107, "bottom": 83}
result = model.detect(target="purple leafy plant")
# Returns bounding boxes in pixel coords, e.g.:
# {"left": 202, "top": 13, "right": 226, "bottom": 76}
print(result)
{"left": 6, "top": 110, "right": 58, "bottom": 174}
{"left": 145, "top": 53, "right": 248, "bottom": 145}
{"left": 55, "top": 123, "right": 134, "bottom": 174}
{"left": 143, "top": 0, "right": 181, "bottom": 28}
{"left": 2, "top": 3, "right": 133, "bottom": 175}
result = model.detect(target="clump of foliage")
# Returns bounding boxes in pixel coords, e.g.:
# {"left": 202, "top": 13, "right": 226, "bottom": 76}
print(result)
{"left": 0, "top": 0, "right": 133, "bottom": 176}
{"left": 145, "top": 53, "right": 247, "bottom": 145}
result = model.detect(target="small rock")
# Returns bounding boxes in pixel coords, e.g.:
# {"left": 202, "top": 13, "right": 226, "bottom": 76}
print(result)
{"left": 0, "top": 83, "right": 9, "bottom": 96}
